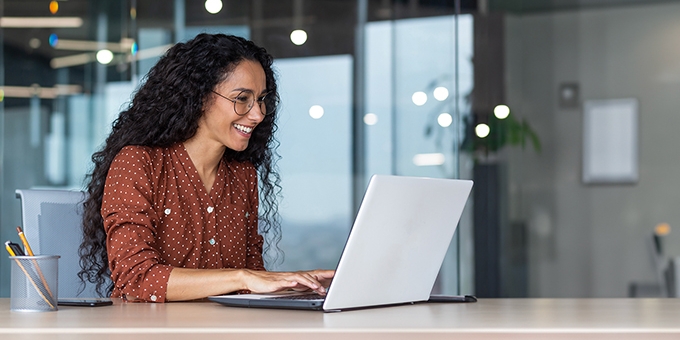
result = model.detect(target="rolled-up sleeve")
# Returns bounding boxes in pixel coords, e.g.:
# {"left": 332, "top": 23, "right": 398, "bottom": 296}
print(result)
{"left": 102, "top": 146, "right": 173, "bottom": 303}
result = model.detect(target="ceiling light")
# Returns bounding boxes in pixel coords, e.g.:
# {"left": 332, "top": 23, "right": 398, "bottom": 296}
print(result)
{"left": 0, "top": 17, "right": 83, "bottom": 28}
{"left": 475, "top": 123, "right": 490, "bottom": 138}
{"left": 433, "top": 87, "right": 449, "bottom": 101}
{"left": 29, "top": 38, "right": 41, "bottom": 49}
{"left": 437, "top": 113, "right": 453, "bottom": 127}
{"left": 96, "top": 50, "right": 114, "bottom": 64}
{"left": 53, "top": 39, "right": 134, "bottom": 53}
{"left": 364, "top": 113, "right": 378, "bottom": 126}
{"left": 0, "top": 85, "right": 82, "bottom": 99}
{"left": 51, "top": 53, "right": 94, "bottom": 69}
{"left": 290, "top": 30, "right": 308, "bottom": 45}
{"left": 413, "top": 153, "right": 445, "bottom": 166}
{"left": 494, "top": 105, "right": 510, "bottom": 119}
{"left": 49, "top": 1, "right": 59, "bottom": 14}
{"left": 309, "top": 105, "right": 324, "bottom": 119}
{"left": 205, "top": 0, "right": 223, "bottom": 14}
{"left": 412, "top": 91, "right": 427, "bottom": 106}
{"left": 51, "top": 44, "right": 173, "bottom": 69}
{"left": 128, "top": 44, "right": 173, "bottom": 61}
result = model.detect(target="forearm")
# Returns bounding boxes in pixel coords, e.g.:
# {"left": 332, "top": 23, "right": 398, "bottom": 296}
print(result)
{"left": 166, "top": 267, "right": 336, "bottom": 301}
{"left": 166, "top": 267, "right": 247, "bottom": 301}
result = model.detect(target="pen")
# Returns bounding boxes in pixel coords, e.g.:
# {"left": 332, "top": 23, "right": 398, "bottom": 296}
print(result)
{"left": 16, "top": 226, "right": 34, "bottom": 256}
{"left": 6, "top": 241, "right": 25, "bottom": 256}
{"left": 5, "top": 241, "right": 16, "bottom": 256}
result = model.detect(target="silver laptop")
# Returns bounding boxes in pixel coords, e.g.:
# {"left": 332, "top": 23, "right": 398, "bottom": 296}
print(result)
{"left": 209, "top": 175, "right": 473, "bottom": 312}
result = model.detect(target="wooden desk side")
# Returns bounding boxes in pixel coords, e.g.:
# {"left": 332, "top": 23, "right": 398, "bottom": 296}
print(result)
{"left": 1, "top": 298, "right": 680, "bottom": 339}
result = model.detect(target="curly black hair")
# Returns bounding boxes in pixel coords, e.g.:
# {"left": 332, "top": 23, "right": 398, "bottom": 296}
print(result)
{"left": 78, "top": 33, "right": 282, "bottom": 297}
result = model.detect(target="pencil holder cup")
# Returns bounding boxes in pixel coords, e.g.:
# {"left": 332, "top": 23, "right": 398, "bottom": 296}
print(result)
{"left": 9, "top": 255, "right": 59, "bottom": 312}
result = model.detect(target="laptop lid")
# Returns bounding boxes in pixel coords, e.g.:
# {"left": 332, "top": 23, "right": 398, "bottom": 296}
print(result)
{"left": 209, "top": 175, "right": 473, "bottom": 311}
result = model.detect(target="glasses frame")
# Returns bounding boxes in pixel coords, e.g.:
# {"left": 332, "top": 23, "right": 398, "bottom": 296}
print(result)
{"left": 211, "top": 90, "right": 269, "bottom": 116}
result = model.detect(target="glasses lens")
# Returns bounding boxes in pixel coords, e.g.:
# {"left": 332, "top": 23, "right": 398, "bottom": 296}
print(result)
{"left": 258, "top": 94, "right": 267, "bottom": 116}
{"left": 233, "top": 91, "right": 255, "bottom": 116}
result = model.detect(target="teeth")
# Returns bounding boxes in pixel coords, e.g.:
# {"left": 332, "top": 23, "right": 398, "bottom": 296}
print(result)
{"left": 234, "top": 124, "right": 253, "bottom": 134}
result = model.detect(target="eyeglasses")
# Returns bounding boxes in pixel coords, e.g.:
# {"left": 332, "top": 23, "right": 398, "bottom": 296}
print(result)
{"left": 211, "top": 90, "right": 269, "bottom": 116}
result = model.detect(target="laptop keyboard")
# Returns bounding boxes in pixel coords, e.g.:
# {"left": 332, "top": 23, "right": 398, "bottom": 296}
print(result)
{"left": 269, "top": 293, "right": 325, "bottom": 301}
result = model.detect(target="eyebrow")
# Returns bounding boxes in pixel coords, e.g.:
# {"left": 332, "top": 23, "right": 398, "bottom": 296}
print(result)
{"left": 230, "top": 87, "right": 268, "bottom": 96}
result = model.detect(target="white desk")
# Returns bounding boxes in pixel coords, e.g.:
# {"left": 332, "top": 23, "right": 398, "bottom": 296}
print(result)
{"left": 1, "top": 298, "right": 680, "bottom": 339}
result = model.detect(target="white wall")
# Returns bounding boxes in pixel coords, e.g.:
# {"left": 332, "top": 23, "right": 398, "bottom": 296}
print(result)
{"left": 505, "top": 2, "right": 680, "bottom": 297}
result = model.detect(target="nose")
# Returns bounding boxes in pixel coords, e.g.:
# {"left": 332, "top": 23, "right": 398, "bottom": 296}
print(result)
{"left": 246, "top": 103, "right": 265, "bottom": 123}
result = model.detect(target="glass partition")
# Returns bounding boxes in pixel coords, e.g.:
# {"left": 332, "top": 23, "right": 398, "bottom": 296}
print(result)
{"left": 467, "top": 0, "right": 680, "bottom": 298}
{"left": 364, "top": 15, "right": 473, "bottom": 295}
{"left": 0, "top": 0, "right": 468, "bottom": 297}
{"left": 273, "top": 55, "right": 353, "bottom": 271}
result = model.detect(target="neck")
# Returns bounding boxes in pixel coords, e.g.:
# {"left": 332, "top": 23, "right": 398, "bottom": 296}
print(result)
{"left": 183, "top": 139, "right": 225, "bottom": 190}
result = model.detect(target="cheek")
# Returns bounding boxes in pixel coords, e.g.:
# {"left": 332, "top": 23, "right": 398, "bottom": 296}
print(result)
{"left": 207, "top": 111, "right": 231, "bottom": 130}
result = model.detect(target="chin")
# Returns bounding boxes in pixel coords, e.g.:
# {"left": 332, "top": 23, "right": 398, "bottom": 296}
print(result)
{"left": 226, "top": 144, "right": 249, "bottom": 152}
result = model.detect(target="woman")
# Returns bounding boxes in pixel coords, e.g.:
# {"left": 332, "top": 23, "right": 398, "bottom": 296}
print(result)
{"left": 78, "top": 33, "right": 334, "bottom": 302}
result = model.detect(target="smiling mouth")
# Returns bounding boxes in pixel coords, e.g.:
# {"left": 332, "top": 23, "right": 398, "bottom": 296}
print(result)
{"left": 234, "top": 123, "right": 254, "bottom": 134}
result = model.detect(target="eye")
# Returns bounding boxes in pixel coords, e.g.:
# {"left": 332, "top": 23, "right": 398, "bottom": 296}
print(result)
{"left": 235, "top": 94, "right": 251, "bottom": 103}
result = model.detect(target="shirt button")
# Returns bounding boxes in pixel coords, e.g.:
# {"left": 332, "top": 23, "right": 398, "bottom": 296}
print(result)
{"left": 245, "top": 212, "right": 249, "bottom": 218}
{"left": 150, "top": 295, "right": 157, "bottom": 302}
{"left": 207, "top": 206, "right": 214, "bottom": 213}
{"left": 164, "top": 208, "right": 171, "bottom": 215}
{"left": 209, "top": 238, "right": 216, "bottom": 245}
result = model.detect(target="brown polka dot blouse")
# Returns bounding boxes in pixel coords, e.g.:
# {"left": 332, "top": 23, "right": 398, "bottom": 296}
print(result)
{"left": 102, "top": 143, "right": 265, "bottom": 303}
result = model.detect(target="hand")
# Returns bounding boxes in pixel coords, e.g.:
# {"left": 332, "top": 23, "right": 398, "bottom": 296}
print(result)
{"left": 241, "top": 269, "right": 335, "bottom": 295}
{"left": 289, "top": 269, "right": 335, "bottom": 293}
{"left": 309, "top": 269, "right": 334, "bottom": 289}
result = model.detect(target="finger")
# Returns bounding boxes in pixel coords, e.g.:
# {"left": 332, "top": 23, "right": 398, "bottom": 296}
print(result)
{"left": 259, "top": 279, "right": 298, "bottom": 293}
{"left": 291, "top": 286, "right": 312, "bottom": 292}
{"left": 273, "top": 273, "right": 316, "bottom": 290}
{"left": 312, "top": 270, "right": 335, "bottom": 279}
{"left": 257, "top": 271, "right": 325, "bottom": 294}
{"left": 294, "top": 274, "right": 322, "bottom": 290}
{"left": 289, "top": 273, "right": 325, "bottom": 293}
{"left": 295, "top": 271, "right": 323, "bottom": 284}
{"left": 245, "top": 272, "right": 299, "bottom": 293}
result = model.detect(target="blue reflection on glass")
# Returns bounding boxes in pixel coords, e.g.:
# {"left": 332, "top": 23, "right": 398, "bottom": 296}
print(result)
{"left": 48, "top": 34, "right": 58, "bottom": 47}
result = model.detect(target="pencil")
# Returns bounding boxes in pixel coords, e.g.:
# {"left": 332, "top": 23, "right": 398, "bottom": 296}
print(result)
{"left": 16, "top": 226, "right": 34, "bottom": 256}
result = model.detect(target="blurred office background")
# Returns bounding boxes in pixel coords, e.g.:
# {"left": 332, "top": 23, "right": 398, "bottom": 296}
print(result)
{"left": 1, "top": 0, "right": 679, "bottom": 299}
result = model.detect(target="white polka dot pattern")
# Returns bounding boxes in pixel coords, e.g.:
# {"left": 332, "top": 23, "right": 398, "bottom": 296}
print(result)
{"left": 102, "top": 143, "right": 264, "bottom": 303}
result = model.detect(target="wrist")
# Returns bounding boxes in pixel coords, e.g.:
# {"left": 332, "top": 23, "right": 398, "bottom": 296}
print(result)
{"left": 237, "top": 268, "right": 251, "bottom": 291}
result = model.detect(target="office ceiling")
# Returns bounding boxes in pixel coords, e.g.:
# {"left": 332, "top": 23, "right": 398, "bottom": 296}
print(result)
{"left": 2, "top": 0, "right": 676, "bottom": 69}
{"left": 488, "top": 0, "right": 680, "bottom": 13}
{"left": 1, "top": 0, "right": 467, "bottom": 63}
